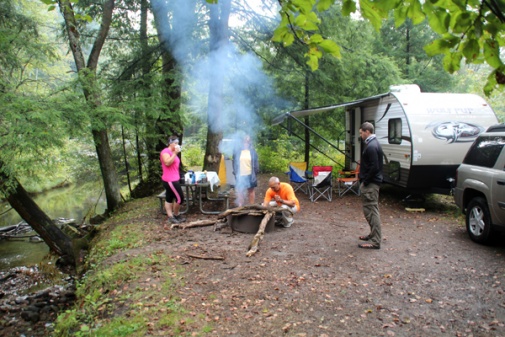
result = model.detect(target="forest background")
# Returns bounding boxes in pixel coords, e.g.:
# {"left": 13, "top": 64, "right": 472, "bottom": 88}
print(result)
{"left": 1, "top": 0, "right": 505, "bottom": 266}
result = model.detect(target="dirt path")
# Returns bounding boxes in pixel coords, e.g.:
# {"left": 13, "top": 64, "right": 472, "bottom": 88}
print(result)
{"left": 153, "top": 178, "right": 505, "bottom": 336}
{"left": 3, "top": 174, "right": 505, "bottom": 336}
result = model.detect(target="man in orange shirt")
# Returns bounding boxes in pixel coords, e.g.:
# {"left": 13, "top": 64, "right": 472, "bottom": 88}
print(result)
{"left": 262, "top": 176, "right": 300, "bottom": 227}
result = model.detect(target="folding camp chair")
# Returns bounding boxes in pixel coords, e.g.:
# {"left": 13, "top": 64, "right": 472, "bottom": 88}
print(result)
{"left": 287, "top": 162, "right": 309, "bottom": 194}
{"left": 337, "top": 164, "right": 360, "bottom": 197}
{"left": 309, "top": 166, "right": 333, "bottom": 202}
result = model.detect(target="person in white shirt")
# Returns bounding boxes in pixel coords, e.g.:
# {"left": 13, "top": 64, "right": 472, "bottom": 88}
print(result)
{"left": 232, "top": 134, "right": 259, "bottom": 206}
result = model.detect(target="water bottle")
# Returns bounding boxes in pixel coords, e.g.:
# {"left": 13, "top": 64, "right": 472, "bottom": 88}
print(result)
{"left": 191, "top": 172, "right": 196, "bottom": 184}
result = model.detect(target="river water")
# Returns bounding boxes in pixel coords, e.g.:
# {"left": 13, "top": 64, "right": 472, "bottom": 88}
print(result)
{"left": 0, "top": 182, "right": 107, "bottom": 271}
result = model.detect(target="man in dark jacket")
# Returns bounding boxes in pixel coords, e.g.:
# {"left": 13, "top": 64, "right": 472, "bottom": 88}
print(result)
{"left": 358, "top": 122, "right": 384, "bottom": 249}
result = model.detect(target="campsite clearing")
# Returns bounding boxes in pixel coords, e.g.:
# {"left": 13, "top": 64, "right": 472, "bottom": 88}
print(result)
{"left": 3, "top": 174, "right": 505, "bottom": 336}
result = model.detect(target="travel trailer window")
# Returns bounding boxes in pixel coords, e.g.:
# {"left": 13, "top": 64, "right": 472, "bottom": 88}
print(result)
{"left": 388, "top": 118, "right": 402, "bottom": 144}
{"left": 388, "top": 161, "right": 401, "bottom": 182}
{"left": 463, "top": 135, "right": 505, "bottom": 168}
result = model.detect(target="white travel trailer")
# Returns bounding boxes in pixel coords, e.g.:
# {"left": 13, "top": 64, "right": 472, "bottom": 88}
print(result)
{"left": 272, "top": 85, "right": 499, "bottom": 195}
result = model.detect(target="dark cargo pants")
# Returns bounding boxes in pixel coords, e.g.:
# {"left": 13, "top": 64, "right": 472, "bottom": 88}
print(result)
{"left": 360, "top": 182, "right": 382, "bottom": 247}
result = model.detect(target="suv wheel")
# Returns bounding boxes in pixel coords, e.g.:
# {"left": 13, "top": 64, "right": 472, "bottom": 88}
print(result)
{"left": 466, "top": 197, "right": 493, "bottom": 244}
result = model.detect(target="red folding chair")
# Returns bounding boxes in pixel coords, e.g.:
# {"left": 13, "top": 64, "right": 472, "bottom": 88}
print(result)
{"left": 309, "top": 166, "right": 333, "bottom": 202}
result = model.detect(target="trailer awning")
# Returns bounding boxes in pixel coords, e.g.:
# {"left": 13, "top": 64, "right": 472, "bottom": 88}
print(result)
{"left": 272, "top": 92, "right": 389, "bottom": 125}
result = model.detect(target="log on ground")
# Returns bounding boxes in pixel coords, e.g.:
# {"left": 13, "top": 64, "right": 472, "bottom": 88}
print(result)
{"left": 246, "top": 211, "right": 274, "bottom": 257}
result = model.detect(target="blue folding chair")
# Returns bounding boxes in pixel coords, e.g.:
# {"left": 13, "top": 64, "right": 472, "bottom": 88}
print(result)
{"left": 287, "top": 162, "right": 309, "bottom": 194}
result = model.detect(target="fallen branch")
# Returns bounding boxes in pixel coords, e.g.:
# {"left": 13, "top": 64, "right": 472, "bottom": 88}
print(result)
{"left": 218, "top": 205, "right": 291, "bottom": 219}
{"left": 246, "top": 211, "right": 274, "bottom": 257}
{"left": 214, "top": 219, "right": 229, "bottom": 231}
{"left": 171, "top": 219, "right": 216, "bottom": 230}
{"left": 186, "top": 253, "right": 225, "bottom": 260}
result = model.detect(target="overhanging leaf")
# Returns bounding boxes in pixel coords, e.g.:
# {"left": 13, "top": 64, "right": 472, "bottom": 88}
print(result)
{"left": 424, "top": 35, "right": 458, "bottom": 56}
{"left": 462, "top": 38, "right": 480, "bottom": 61}
{"left": 305, "top": 53, "right": 320, "bottom": 71}
{"left": 292, "top": 0, "right": 314, "bottom": 14}
{"left": 294, "top": 13, "right": 320, "bottom": 31}
{"left": 360, "top": 0, "right": 385, "bottom": 31}
{"left": 318, "top": 40, "right": 341, "bottom": 58}
{"left": 272, "top": 26, "right": 289, "bottom": 43}
{"left": 342, "top": 0, "right": 357, "bottom": 16}
{"left": 483, "top": 39, "right": 503, "bottom": 68}
{"left": 309, "top": 34, "right": 324, "bottom": 44}
{"left": 484, "top": 71, "right": 498, "bottom": 96}
{"left": 284, "top": 33, "right": 295, "bottom": 47}
{"left": 425, "top": 8, "right": 450, "bottom": 34}
{"left": 442, "top": 51, "right": 462, "bottom": 73}
{"left": 407, "top": 0, "right": 425, "bottom": 25}
{"left": 316, "top": 0, "right": 333, "bottom": 12}
{"left": 452, "top": 12, "right": 472, "bottom": 34}
{"left": 393, "top": 5, "right": 408, "bottom": 27}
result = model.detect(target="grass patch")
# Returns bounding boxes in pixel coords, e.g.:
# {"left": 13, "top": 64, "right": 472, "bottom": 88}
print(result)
{"left": 53, "top": 197, "right": 214, "bottom": 337}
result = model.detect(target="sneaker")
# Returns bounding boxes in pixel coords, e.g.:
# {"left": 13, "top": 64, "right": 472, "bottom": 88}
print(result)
{"left": 283, "top": 220, "right": 294, "bottom": 228}
{"left": 168, "top": 217, "right": 180, "bottom": 224}
{"left": 175, "top": 214, "right": 186, "bottom": 222}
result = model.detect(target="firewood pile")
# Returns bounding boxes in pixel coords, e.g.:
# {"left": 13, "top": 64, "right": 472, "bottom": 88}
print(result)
{"left": 170, "top": 205, "right": 292, "bottom": 257}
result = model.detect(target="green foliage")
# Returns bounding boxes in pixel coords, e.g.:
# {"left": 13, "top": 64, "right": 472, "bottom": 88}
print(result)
{"left": 0, "top": 0, "right": 82, "bottom": 196}
{"left": 373, "top": 17, "right": 456, "bottom": 92}
{"left": 181, "top": 142, "right": 205, "bottom": 168}
{"left": 257, "top": 145, "right": 290, "bottom": 174}
{"left": 276, "top": 0, "right": 505, "bottom": 95}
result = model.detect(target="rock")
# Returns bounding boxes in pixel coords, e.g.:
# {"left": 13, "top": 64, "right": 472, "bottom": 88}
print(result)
{"left": 0, "top": 304, "right": 19, "bottom": 313}
{"left": 90, "top": 213, "right": 107, "bottom": 224}
{"left": 33, "top": 301, "right": 48, "bottom": 308}
{"left": 26, "top": 305, "right": 41, "bottom": 312}
{"left": 14, "top": 296, "right": 28, "bottom": 305}
{"left": 29, "top": 236, "right": 43, "bottom": 243}
{"left": 20, "top": 310, "right": 39, "bottom": 323}
{"left": 41, "top": 305, "right": 59, "bottom": 314}
{"left": 33, "top": 289, "right": 51, "bottom": 299}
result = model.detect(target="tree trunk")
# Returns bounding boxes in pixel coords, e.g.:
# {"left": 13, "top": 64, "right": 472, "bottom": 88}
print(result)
{"left": 58, "top": 0, "right": 122, "bottom": 213}
{"left": 150, "top": 0, "right": 186, "bottom": 183}
{"left": 92, "top": 129, "right": 122, "bottom": 212}
{"left": 0, "top": 167, "right": 76, "bottom": 268}
{"left": 203, "top": 0, "right": 231, "bottom": 172}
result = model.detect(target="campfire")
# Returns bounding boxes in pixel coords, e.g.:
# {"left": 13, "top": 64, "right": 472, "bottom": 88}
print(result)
{"left": 170, "top": 205, "right": 291, "bottom": 257}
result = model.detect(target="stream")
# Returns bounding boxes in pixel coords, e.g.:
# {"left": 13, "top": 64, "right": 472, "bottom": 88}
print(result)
{"left": 0, "top": 182, "right": 107, "bottom": 271}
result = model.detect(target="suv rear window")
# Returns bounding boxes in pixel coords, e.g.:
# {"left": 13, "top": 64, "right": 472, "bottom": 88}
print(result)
{"left": 463, "top": 135, "right": 505, "bottom": 168}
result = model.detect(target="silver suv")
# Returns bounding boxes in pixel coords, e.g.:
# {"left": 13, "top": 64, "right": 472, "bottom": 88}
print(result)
{"left": 453, "top": 124, "right": 505, "bottom": 244}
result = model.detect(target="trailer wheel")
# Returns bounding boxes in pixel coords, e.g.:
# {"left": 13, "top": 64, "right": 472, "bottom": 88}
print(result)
{"left": 466, "top": 197, "right": 493, "bottom": 244}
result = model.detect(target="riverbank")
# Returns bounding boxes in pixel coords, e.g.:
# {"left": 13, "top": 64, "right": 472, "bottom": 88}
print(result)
{"left": 5, "top": 174, "right": 505, "bottom": 336}
{"left": 0, "top": 264, "right": 76, "bottom": 336}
